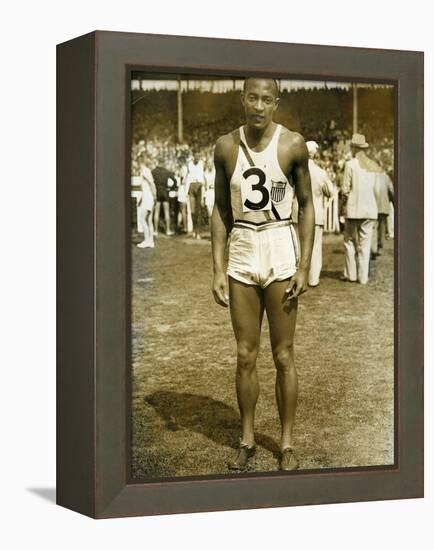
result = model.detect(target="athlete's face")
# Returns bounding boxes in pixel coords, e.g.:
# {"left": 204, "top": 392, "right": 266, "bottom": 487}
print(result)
{"left": 241, "top": 79, "right": 279, "bottom": 130}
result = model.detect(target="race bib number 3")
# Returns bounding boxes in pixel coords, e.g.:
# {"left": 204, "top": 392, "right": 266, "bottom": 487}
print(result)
{"left": 241, "top": 167, "right": 272, "bottom": 212}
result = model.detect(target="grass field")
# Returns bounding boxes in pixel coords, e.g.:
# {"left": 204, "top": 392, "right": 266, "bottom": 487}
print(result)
{"left": 131, "top": 230, "right": 394, "bottom": 479}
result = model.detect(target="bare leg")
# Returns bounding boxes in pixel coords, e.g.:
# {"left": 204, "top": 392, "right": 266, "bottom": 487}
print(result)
{"left": 163, "top": 201, "right": 171, "bottom": 234}
{"left": 228, "top": 277, "right": 264, "bottom": 447}
{"left": 145, "top": 211, "right": 154, "bottom": 246}
{"left": 141, "top": 210, "right": 150, "bottom": 243}
{"left": 153, "top": 202, "right": 161, "bottom": 235}
{"left": 188, "top": 182, "right": 204, "bottom": 238}
{"left": 137, "top": 203, "right": 145, "bottom": 239}
{"left": 180, "top": 203, "right": 187, "bottom": 232}
{"left": 147, "top": 211, "right": 154, "bottom": 242}
{"left": 264, "top": 280, "right": 298, "bottom": 451}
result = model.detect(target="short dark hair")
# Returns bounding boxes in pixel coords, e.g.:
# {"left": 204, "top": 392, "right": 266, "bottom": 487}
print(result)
{"left": 243, "top": 77, "right": 280, "bottom": 97}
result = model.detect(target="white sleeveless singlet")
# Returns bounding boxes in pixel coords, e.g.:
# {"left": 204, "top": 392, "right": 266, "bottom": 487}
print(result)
{"left": 227, "top": 124, "right": 299, "bottom": 288}
{"left": 229, "top": 124, "right": 294, "bottom": 225}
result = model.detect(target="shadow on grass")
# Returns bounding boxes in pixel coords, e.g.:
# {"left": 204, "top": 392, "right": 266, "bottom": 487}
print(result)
{"left": 145, "top": 391, "right": 280, "bottom": 458}
{"left": 321, "top": 270, "right": 344, "bottom": 281}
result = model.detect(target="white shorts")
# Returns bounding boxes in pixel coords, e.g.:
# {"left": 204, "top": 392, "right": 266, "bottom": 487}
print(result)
{"left": 227, "top": 220, "right": 299, "bottom": 288}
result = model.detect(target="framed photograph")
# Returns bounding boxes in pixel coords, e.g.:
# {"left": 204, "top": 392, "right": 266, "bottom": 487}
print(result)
{"left": 57, "top": 31, "right": 423, "bottom": 518}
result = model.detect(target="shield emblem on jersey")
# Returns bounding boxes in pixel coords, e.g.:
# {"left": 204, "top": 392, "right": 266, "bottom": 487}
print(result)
{"left": 271, "top": 180, "right": 286, "bottom": 203}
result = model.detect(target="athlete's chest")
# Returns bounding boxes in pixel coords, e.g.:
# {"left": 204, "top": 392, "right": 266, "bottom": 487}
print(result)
{"left": 225, "top": 141, "right": 293, "bottom": 180}
{"left": 230, "top": 149, "right": 292, "bottom": 214}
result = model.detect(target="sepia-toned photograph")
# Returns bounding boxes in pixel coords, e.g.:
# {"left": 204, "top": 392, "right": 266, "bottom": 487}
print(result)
{"left": 129, "top": 72, "right": 395, "bottom": 480}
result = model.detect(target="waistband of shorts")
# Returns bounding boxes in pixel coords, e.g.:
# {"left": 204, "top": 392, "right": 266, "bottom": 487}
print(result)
{"left": 233, "top": 218, "right": 292, "bottom": 232}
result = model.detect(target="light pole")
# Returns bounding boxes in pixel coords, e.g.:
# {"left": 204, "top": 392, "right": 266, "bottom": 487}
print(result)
{"left": 177, "top": 75, "right": 183, "bottom": 143}
{"left": 353, "top": 83, "right": 358, "bottom": 134}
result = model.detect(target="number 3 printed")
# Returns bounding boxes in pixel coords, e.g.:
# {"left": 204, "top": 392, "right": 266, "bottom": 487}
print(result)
{"left": 243, "top": 167, "right": 270, "bottom": 210}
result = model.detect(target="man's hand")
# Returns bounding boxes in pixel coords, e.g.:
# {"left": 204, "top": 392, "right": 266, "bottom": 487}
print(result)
{"left": 285, "top": 269, "right": 309, "bottom": 302}
{"left": 212, "top": 271, "right": 229, "bottom": 307}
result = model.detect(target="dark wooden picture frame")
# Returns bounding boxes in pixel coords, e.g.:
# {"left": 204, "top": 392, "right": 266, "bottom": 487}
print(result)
{"left": 57, "top": 31, "right": 423, "bottom": 519}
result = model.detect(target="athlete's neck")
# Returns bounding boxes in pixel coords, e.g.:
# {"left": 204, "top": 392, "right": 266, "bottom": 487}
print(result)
{"left": 244, "top": 121, "right": 276, "bottom": 148}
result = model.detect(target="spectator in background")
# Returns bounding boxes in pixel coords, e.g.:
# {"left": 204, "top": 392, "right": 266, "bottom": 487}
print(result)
{"left": 186, "top": 150, "right": 206, "bottom": 239}
{"left": 335, "top": 160, "right": 346, "bottom": 233}
{"left": 342, "top": 134, "right": 380, "bottom": 284}
{"left": 372, "top": 171, "right": 394, "bottom": 257}
{"left": 306, "top": 141, "right": 334, "bottom": 286}
{"left": 152, "top": 159, "right": 177, "bottom": 236}
{"left": 137, "top": 157, "right": 157, "bottom": 249}
{"left": 168, "top": 170, "right": 180, "bottom": 234}
{"left": 175, "top": 162, "right": 189, "bottom": 233}
{"left": 204, "top": 158, "right": 216, "bottom": 224}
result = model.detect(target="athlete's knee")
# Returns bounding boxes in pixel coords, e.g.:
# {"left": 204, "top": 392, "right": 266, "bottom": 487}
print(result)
{"left": 236, "top": 342, "right": 259, "bottom": 373}
{"left": 272, "top": 344, "right": 294, "bottom": 373}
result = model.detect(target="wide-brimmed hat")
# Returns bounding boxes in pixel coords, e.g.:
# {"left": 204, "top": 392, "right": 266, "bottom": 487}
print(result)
{"left": 306, "top": 140, "right": 319, "bottom": 154}
{"left": 350, "top": 133, "right": 369, "bottom": 148}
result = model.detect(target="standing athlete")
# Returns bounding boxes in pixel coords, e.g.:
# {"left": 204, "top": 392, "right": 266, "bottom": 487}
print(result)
{"left": 211, "top": 78, "right": 314, "bottom": 471}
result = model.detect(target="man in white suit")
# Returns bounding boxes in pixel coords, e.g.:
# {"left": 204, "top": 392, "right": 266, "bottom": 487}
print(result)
{"left": 342, "top": 134, "right": 380, "bottom": 284}
{"left": 306, "top": 141, "right": 334, "bottom": 287}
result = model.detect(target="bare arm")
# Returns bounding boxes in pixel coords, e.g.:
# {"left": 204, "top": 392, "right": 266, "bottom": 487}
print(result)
{"left": 387, "top": 175, "right": 394, "bottom": 205}
{"left": 211, "top": 137, "right": 233, "bottom": 307}
{"left": 322, "top": 171, "right": 334, "bottom": 199}
{"left": 286, "top": 136, "right": 315, "bottom": 300}
{"left": 149, "top": 180, "right": 157, "bottom": 200}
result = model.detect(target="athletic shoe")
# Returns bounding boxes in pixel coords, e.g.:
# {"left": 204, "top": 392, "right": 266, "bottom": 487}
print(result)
{"left": 137, "top": 241, "right": 154, "bottom": 249}
{"left": 279, "top": 448, "right": 299, "bottom": 471}
{"left": 227, "top": 442, "right": 256, "bottom": 470}
{"left": 340, "top": 275, "right": 357, "bottom": 283}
